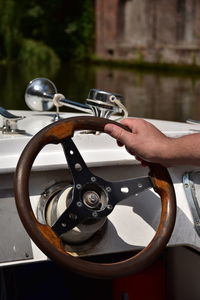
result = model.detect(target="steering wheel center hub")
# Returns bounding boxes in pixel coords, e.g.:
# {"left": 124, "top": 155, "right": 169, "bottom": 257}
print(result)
{"left": 81, "top": 183, "right": 108, "bottom": 212}
{"left": 83, "top": 191, "right": 100, "bottom": 208}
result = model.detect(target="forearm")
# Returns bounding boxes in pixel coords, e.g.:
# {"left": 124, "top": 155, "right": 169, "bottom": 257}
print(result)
{"left": 104, "top": 120, "right": 200, "bottom": 168}
{"left": 161, "top": 133, "right": 200, "bottom": 167}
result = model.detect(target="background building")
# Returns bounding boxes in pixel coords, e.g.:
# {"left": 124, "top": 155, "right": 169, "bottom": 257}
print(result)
{"left": 95, "top": 0, "right": 200, "bottom": 66}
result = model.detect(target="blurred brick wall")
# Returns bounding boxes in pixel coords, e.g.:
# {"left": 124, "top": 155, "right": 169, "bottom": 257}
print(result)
{"left": 95, "top": 0, "right": 200, "bottom": 65}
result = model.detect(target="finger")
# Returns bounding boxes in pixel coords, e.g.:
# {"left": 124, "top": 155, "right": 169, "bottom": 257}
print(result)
{"left": 104, "top": 123, "right": 133, "bottom": 145}
{"left": 120, "top": 118, "right": 138, "bottom": 132}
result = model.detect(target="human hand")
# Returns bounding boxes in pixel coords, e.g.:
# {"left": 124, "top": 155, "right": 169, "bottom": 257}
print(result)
{"left": 104, "top": 118, "right": 171, "bottom": 166}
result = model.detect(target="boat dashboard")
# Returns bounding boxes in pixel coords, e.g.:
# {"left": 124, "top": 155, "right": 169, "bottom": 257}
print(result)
{"left": 1, "top": 78, "right": 200, "bottom": 279}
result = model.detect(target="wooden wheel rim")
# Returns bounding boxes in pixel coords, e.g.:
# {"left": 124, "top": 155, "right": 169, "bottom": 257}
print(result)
{"left": 14, "top": 116, "right": 176, "bottom": 279}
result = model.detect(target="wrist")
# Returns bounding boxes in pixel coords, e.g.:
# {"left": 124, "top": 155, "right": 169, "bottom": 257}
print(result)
{"left": 157, "top": 137, "right": 177, "bottom": 167}
{"left": 158, "top": 135, "right": 199, "bottom": 167}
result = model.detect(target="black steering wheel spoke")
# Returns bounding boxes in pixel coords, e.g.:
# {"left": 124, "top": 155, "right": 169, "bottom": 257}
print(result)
{"left": 61, "top": 137, "right": 92, "bottom": 184}
{"left": 51, "top": 190, "right": 87, "bottom": 236}
{"left": 108, "top": 176, "right": 153, "bottom": 206}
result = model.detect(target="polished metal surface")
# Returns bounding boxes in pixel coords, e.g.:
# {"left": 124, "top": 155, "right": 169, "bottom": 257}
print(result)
{"left": 37, "top": 182, "right": 107, "bottom": 244}
{"left": 0, "top": 107, "right": 25, "bottom": 134}
{"left": 187, "top": 119, "right": 200, "bottom": 125}
{"left": 37, "top": 181, "right": 69, "bottom": 224}
{"left": 86, "top": 89, "right": 123, "bottom": 118}
{"left": 59, "top": 98, "right": 91, "bottom": 113}
{"left": 25, "top": 78, "right": 126, "bottom": 120}
{"left": 25, "top": 77, "right": 90, "bottom": 114}
{"left": 183, "top": 171, "right": 200, "bottom": 236}
{"left": 25, "top": 77, "right": 56, "bottom": 111}
{"left": 83, "top": 191, "right": 101, "bottom": 208}
{"left": 88, "top": 89, "right": 123, "bottom": 103}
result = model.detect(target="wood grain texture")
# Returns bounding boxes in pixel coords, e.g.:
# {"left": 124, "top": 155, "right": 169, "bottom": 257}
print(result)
{"left": 14, "top": 116, "right": 176, "bottom": 279}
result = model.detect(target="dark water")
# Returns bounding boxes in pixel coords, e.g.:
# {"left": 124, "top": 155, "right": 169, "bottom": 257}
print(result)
{"left": 1, "top": 63, "right": 200, "bottom": 122}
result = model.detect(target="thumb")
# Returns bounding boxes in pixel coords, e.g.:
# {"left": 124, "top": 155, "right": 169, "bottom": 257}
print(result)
{"left": 104, "top": 123, "right": 132, "bottom": 145}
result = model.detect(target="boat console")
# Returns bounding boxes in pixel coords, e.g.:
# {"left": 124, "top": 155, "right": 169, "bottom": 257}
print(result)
{"left": 1, "top": 78, "right": 200, "bottom": 296}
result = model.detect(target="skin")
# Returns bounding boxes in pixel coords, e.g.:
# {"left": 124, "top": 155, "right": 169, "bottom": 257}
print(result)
{"left": 104, "top": 118, "right": 200, "bottom": 168}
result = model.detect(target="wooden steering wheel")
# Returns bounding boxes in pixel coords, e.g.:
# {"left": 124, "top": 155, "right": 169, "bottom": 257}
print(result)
{"left": 14, "top": 116, "right": 176, "bottom": 279}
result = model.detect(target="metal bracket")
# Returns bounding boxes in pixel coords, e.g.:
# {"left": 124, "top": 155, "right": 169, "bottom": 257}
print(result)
{"left": 0, "top": 107, "right": 26, "bottom": 134}
{"left": 183, "top": 171, "right": 200, "bottom": 237}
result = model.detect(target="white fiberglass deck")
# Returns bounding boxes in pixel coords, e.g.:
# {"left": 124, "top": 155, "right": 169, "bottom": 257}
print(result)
{"left": 0, "top": 110, "right": 200, "bottom": 266}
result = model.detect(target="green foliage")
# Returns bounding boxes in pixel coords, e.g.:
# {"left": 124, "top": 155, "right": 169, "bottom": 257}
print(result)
{"left": 19, "top": 39, "right": 60, "bottom": 78}
{"left": 64, "top": 0, "right": 94, "bottom": 61}
{"left": 0, "top": 0, "right": 21, "bottom": 61}
{"left": 0, "top": 0, "right": 94, "bottom": 64}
